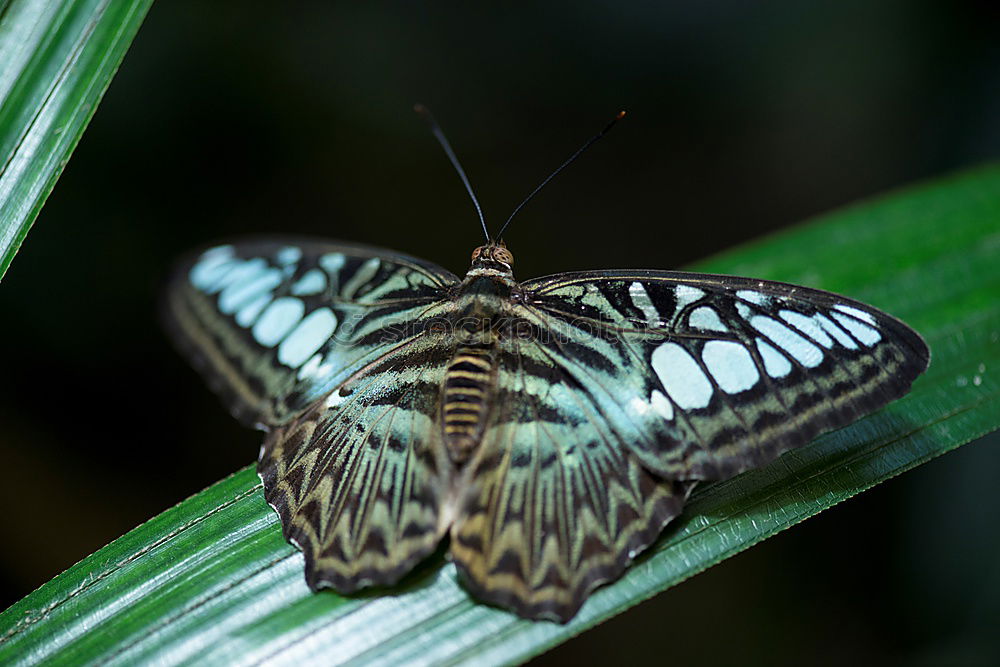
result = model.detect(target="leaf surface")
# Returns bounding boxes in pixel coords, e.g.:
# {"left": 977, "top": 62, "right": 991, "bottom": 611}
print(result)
{"left": 1, "top": 165, "right": 998, "bottom": 665}
{"left": 0, "top": 0, "right": 152, "bottom": 280}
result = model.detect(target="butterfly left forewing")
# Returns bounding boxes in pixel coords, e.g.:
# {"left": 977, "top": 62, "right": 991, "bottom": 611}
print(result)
{"left": 164, "top": 237, "right": 458, "bottom": 427}
{"left": 519, "top": 270, "right": 930, "bottom": 481}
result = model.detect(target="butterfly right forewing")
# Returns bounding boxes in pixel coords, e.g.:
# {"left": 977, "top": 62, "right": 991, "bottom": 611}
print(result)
{"left": 519, "top": 270, "right": 930, "bottom": 481}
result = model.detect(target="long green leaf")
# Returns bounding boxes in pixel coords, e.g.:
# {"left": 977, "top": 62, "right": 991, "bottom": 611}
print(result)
{"left": 1, "top": 164, "right": 998, "bottom": 664}
{"left": 0, "top": 0, "right": 153, "bottom": 281}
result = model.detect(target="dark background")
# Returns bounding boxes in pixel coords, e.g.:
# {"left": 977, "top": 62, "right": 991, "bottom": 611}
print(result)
{"left": 2, "top": 1, "right": 999, "bottom": 663}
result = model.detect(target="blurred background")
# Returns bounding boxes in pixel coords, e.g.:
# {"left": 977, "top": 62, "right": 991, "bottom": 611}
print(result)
{"left": 1, "top": 0, "right": 999, "bottom": 662}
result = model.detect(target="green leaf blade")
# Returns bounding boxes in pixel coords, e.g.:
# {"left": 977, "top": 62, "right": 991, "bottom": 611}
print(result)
{"left": 1, "top": 165, "right": 998, "bottom": 664}
{"left": 0, "top": 0, "right": 153, "bottom": 281}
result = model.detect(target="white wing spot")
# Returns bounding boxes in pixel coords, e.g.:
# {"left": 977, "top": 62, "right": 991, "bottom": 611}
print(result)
{"left": 290, "top": 268, "right": 327, "bottom": 296}
{"left": 276, "top": 246, "right": 302, "bottom": 265}
{"left": 298, "top": 353, "right": 321, "bottom": 379}
{"left": 650, "top": 389, "right": 674, "bottom": 420}
{"left": 779, "top": 310, "right": 834, "bottom": 348}
{"left": 324, "top": 389, "right": 348, "bottom": 409}
{"left": 278, "top": 308, "right": 338, "bottom": 367}
{"left": 629, "top": 396, "right": 649, "bottom": 416}
{"left": 737, "top": 289, "right": 770, "bottom": 306}
{"left": 218, "top": 267, "right": 282, "bottom": 315}
{"left": 235, "top": 294, "right": 271, "bottom": 327}
{"left": 628, "top": 281, "right": 661, "bottom": 325}
{"left": 750, "top": 315, "right": 823, "bottom": 367}
{"left": 834, "top": 303, "right": 878, "bottom": 326}
{"left": 252, "top": 297, "right": 305, "bottom": 347}
{"left": 755, "top": 338, "right": 792, "bottom": 378}
{"left": 814, "top": 312, "right": 857, "bottom": 349}
{"left": 702, "top": 340, "right": 760, "bottom": 393}
{"left": 688, "top": 306, "right": 728, "bottom": 332}
{"left": 207, "top": 258, "right": 268, "bottom": 297}
{"left": 189, "top": 245, "right": 236, "bottom": 291}
{"left": 651, "top": 342, "right": 714, "bottom": 410}
{"left": 672, "top": 285, "right": 705, "bottom": 319}
{"left": 831, "top": 311, "right": 882, "bottom": 346}
{"left": 320, "top": 253, "right": 346, "bottom": 273}
{"left": 319, "top": 253, "right": 346, "bottom": 290}
{"left": 297, "top": 353, "right": 335, "bottom": 380}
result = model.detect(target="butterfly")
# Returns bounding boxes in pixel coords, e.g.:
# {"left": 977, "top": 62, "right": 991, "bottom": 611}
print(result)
{"left": 163, "top": 112, "right": 929, "bottom": 623}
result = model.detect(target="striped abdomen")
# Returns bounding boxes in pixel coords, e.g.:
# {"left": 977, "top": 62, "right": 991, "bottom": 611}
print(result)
{"left": 442, "top": 344, "right": 496, "bottom": 463}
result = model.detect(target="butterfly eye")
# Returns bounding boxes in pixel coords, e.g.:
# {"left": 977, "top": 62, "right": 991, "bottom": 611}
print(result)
{"left": 471, "top": 247, "right": 482, "bottom": 262}
{"left": 494, "top": 248, "right": 514, "bottom": 264}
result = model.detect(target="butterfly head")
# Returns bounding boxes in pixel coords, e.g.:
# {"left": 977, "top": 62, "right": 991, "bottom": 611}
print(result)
{"left": 468, "top": 241, "right": 514, "bottom": 277}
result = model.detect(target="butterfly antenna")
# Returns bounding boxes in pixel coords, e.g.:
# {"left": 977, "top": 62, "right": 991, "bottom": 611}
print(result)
{"left": 415, "top": 104, "right": 490, "bottom": 242}
{"left": 495, "top": 110, "right": 626, "bottom": 241}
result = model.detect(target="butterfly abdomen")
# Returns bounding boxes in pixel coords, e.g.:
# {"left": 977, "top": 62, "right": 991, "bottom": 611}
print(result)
{"left": 442, "top": 344, "right": 496, "bottom": 463}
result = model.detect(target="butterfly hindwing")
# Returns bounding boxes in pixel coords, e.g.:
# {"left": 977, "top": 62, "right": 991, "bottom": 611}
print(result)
{"left": 520, "top": 270, "right": 930, "bottom": 480}
{"left": 164, "top": 238, "right": 459, "bottom": 427}
{"left": 259, "top": 335, "right": 454, "bottom": 591}
{"left": 450, "top": 334, "right": 693, "bottom": 622}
